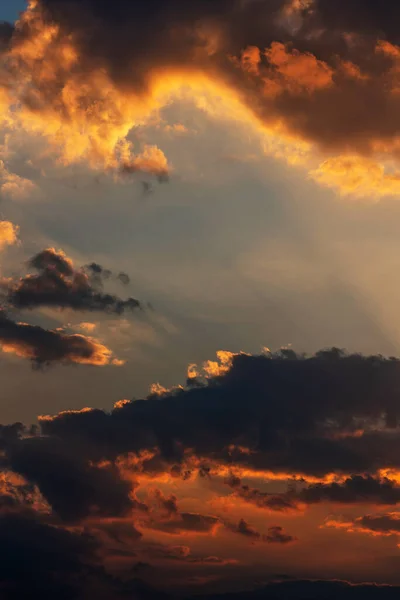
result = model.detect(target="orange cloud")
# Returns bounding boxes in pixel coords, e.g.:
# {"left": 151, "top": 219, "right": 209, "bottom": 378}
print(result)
{"left": 264, "top": 42, "right": 334, "bottom": 94}
{"left": 0, "top": 220, "right": 18, "bottom": 250}
{"left": 0, "top": 328, "right": 113, "bottom": 366}
{"left": 76, "top": 322, "right": 97, "bottom": 333}
{"left": 324, "top": 512, "right": 400, "bottom": 542}
{"left": 310, "top": 156, "right": 400, "bottom": 198}
{"left": 0, "top": 311, "right": 119, "bottom": 367}
{"left": 4, "top": 1, "right": 400, "bottom": 198}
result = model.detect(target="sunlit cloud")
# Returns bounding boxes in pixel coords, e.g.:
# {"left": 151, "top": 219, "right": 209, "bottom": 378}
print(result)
{"left": 0, "top": 220, "right": 18, "bottom": 250}
{"left": 3, "top": 1, "right": 400, "bottom": 197}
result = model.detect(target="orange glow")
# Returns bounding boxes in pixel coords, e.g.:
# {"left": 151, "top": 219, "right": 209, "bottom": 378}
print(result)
{"left": 38, "top": 406, "right": 96, "bottom": 423}
{"left": 0, "top": 326, "right": 116, "bottom": 366}
{"left": 0, "top": 1, "right": 382, "bottom": 196}
{"left": 2, "top": 1, "right": 400, "bottom": 201}
{"left": 310, "top": 155, "right": 400, "bottom": 198}
{"left": 264, "top": 42, "right": 334, "bottom": 93}
{"left": 0, "top": 221, "right": 18, "bottom": 250}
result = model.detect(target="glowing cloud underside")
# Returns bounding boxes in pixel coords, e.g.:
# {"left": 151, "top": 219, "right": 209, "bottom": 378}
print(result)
{"left": 1, "top": 0, "right": 400, "bottom": 196}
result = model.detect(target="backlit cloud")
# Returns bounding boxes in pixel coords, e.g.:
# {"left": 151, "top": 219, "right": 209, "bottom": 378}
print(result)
{"left": 2, "top": 247, "right": 143, "bottom": 314}
{"left": 0, "top": 311, "right": 117, "bottom": 367}
{"left": 3, "top": 1, "right": 400, "bottom": 195}
{"left": 0, "top": 220, "right": 18, "bottom": 250}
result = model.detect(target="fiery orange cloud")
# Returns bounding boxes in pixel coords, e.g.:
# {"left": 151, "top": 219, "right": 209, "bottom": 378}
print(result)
{"left": 4, "top": 1, "right": 400, "bottom": 197}
{"left": 188, "top": 350, "right": 245, "bottom": 380}
{"left": 0, "top": 470, "right": 50, "bottom": 514}
{"left": 76, "top": 322, "right": 97, "bottom": 333}
{"left": 0, "top": 220, "right": 18, "bottom": 250}
{"left": 0, "top": 329, "right": 112, "bottom": 365}
{"left": 263, "top": 42, "right": 334, "bottom": 94}
{"left": 310, "top": 156, "right": 400, "bottom": 198}
{"left": 0, "top": 312, "right": 120, "bottom": 367}
{"left": 324, "top": 513, "right": 400, "bottom": 543}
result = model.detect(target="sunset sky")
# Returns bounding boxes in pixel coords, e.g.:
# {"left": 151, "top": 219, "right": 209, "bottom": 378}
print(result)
{"left": 2, "top": 1, "right": 400, "bottom": 599}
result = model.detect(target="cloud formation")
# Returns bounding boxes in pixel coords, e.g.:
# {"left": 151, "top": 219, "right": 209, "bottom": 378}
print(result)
{"left": 0, "top": 310, "right": 115, "bottom": 367}
{"left": 32, "top": 349, "right": 400, "bottom": 478}
{"left": 3, "top": 247, "right": 142, "bottom": 314}
{"left": 229, "top": 518, "right": 296, "bottom": 544}
{"left": 3, "top": 347, "right": 400, "bottom": 593}
{"left": 3, "top": 1, "right": 400, "bottom": 194}
{"left": 0, "top": 220, "right": 18, "bottom": 250}
{"left": 324, "top": 508, "right": 400, "bottom": 542}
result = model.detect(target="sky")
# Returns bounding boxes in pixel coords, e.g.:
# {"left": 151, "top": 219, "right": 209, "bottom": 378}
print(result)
{"left": 0, "top": 0, "right": 26, "bottom": 22}
{"left": 3, "top": 1, "right": 400, "bottom": 599}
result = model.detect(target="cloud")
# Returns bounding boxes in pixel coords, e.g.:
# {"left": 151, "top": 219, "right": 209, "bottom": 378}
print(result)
{"left": 0, "top": 310, "right": 116, "bottom": 367}
{"left": 3, "top": 247, "right": 143, "bottom": 314}
{"left": 3, "top": 349, "right": 400, "bottom": 540}
{"left": 75, "top": 321, "right": 97, "bottom": 332}
{"left": 298, "top": 475, "right": 400, "bottom": 505}
{"left": 325, "top": 512, "right": 400, "bottom": 543}
{"left": 120, "top": 144, "right": 170, "bottom": 182}
{"left": 0, "top": 512, "right": 98, "bottom": 598}
{"left": 5, "top": 346, "right": 400, "bottom": 593}
{"left": 229, "top": 518, "right": 262, "bottom": 540}
{"left": 6, "top": 435, "right": 134, "bottom": 522}
{"left": 224, "top": 474, "right": 299, "bottom": 512}
{"left": 228, "top": 519, "right": 296, "bottom": 544}
{"left": 2, "top": 1, "right": 400, "bottom": 194}
{"left": 32, "top": 348, "right": 400, "bottom": 479}
{"left": 145, "top": 489, "right": 221, "bottom": 535}
{"left": 146, "top": 512, "right": 221, "bottom": 536}
{"left": 0, "top": 161, "right": 37, "bottom": 200}
{"left": 0, "top": 220, "right": 18, "bottom": 250}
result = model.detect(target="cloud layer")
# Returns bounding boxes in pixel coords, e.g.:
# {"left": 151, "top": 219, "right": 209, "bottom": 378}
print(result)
{"left": 2, "top": 347, "right": 400, "bottom": 594}
{"left": 3, "top": 1, "right": 400, "bottom": 194}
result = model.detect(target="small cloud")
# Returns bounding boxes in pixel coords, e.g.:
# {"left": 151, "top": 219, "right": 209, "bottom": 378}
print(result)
{"left": 0, "top": 221, "right": 18, "bottom": 250}
{"left": 76, "top": 322, "right": 97, "bottom": 333}
{"left": 0, "top": 161, "right": 36, "bottom": 200}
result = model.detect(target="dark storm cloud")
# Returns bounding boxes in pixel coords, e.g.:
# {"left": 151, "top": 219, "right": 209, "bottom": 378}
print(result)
{"left": 143, "top": 543, "right": 233, "bottom": 565}
{"left": 299, "top": 475, "right": 400, "bottom": 505}
{"left": 0, "top": 509, "right": 169, "bottom": 599}
{"left": 357, "top": 513, "right": 400, "bottom": 534}
{"left": 3, "top": 348, "right": 400, "bottom": 595}
{"left": 225, "top": 474, "right": 400, "bottom": 512}
{"left": 36, "top": 350, "right": 400, "bottom": 477}
{"left": 4, "top": 248, "right": 142, "bottom": 315}
{"left": 229, "top": 518, "right": 262, "bottom": 540}
{"left": 264, "top": 526, "right": 297, "bottom": 544}
{"left": 0, "top": 310, "right": 112, "bottom": 367}
{"left": 5, "top": 436, "right": 134, "bottom": 521}
{"left": 0, "top": 512, "right": 98, "bottom": 598}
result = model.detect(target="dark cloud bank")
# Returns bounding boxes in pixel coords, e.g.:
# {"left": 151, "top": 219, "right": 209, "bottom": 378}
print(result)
{"left": 3, "top": 349, "right": 400, "bottom": 596}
